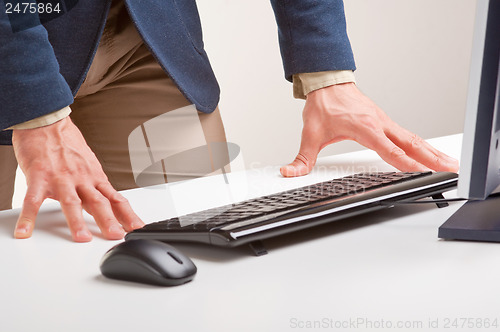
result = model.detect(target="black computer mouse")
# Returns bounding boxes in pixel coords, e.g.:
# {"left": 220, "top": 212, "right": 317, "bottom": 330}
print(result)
{"left": 100, "top": 239, "right": 197, "bottom": 286}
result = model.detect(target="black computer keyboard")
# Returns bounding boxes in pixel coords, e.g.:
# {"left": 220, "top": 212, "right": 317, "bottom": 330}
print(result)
{"left": 126, "top": 171, "right": 458, "bottom": 253}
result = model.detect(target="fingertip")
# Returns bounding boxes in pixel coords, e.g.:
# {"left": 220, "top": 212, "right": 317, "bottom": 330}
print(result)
{"left": 134, "top": 220, "right": 145, "bottom": 228}
{"left": 14, "top": 226, "right": 32, "bottom": 239}
{"left": 418, "top": 163, "right": 433, "bottom": 173}
{"left": 73, "top": 229, "right": 93, "bottom": 243}
{"left": 128, "top": 220, "right": 145, "bottom": 231}
{"left": 105, "top": 224, "right": 125, "bottom": 240}
{"left": 105, "top": 234, "right": 125, "bottom": 241}
{"left": 280, "top": 165, "right": 310, "bottom": 177}
{"left": 448, "top": 159, "right": 460, "bottom": 173}
{"left": 121, "top": 209, "right": 145, "bottom": 232}
{"left": 14, "top": 218, "right": 34, "bottom": 239}
{"left": 280, "top": 165, "right": 293, "bottom": 177}
{"left": 438, "top": 160, "right": 459, "bottom": 173}
{"left": 432, "top": 156, "right": 459, "bottom": 173}
{"left": 97, "top": 183, "right": 145, "bottom": 232}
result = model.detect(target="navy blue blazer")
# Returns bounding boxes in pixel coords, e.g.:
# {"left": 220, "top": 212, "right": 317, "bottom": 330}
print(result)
{"left": 0, "top": 0, "right": 355, "bottom": 145}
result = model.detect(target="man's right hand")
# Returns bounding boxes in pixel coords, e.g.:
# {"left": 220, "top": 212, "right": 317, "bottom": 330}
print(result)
{"left": 12, "top": 117, "right": 144, "bottom": 242}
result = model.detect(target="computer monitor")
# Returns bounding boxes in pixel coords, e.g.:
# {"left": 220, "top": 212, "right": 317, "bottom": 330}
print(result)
{"left": 438, "top": 0, "right": 500, "bottom": 242}
{"left": 458, "top": 0, "right": 500, "bottom": 200}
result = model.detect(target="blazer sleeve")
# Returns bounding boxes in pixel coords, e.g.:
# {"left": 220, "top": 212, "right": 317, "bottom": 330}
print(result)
{"left": 0, "top": 1, "right": 74, "bottom": 135}
{"left": 270, "top": 0, "right": 356, "bottom": 82}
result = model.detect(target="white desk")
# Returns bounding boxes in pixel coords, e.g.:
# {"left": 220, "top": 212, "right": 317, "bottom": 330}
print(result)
{"left": 1, "top": 134, "right": 500, "bottom": 332}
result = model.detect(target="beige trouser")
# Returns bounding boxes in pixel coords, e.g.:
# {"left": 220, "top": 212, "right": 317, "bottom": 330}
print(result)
{"left": 0, "top": 0, "right": 228, "bottom": 210}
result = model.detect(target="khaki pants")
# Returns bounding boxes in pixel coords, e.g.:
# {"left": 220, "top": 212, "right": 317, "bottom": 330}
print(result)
{"left": 0, "top": 0, "right": 227, "bottom": 210}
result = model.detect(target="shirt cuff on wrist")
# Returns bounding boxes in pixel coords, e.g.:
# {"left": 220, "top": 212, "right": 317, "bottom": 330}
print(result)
{"left": 293, "top": 70, "right": 356, "bottom": 99}
{"left": 7, "top": 106, "right": 72, "bottom": 130}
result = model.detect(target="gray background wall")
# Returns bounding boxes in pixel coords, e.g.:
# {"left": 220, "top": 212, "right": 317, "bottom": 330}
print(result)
{"left": 11, "top": 0, "right": 478, "bottom": 208}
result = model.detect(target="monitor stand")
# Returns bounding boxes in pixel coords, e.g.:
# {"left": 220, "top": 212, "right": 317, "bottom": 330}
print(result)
{"left": 439, "top": 193, "right": 500, "bottom": 242}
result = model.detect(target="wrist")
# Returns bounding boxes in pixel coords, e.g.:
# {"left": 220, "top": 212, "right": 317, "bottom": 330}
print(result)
{"left": 12, "top": 116, "right": 70, "bottom": 146}
{"left": 307, "top": 82, "right": 357, "bottom": 100}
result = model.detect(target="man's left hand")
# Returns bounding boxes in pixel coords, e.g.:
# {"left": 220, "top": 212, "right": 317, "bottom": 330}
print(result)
{"left": 280, "top": 83, "right": 459, "bottom": 177}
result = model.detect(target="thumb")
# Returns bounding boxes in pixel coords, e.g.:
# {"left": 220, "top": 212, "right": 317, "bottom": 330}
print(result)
{"left": 280, "top": 130, "right": 320, "bottom": 177}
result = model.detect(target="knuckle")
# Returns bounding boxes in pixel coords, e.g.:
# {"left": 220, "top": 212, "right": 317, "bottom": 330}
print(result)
{"left": 94, "top": 173, "right": 109, "bottom": 182}
{"left": 433, "top": 155, "right": 443, "bottom": 169}
{"left": 88, "top": 194, "right": 107, "bottom": 206}
{"left": 295, "top": 153, "right": 310, "bottom": 167}
{"left": 358, "top": 113, "right": 378, "bottom": 130}
{"left": 389, "top": 146, "right": 406, "bottom": 159}
{"left": 409, "top": 160, "right": 420, "bottom": 170}
{"left": 57, "top": 167, "right": 75, "bottom": 177}
{"left": 23, "top": 193, "right": 43, "bottom": 206}
{"left": 60, "top": 195, "right": 82, "bottom": 206}
{"left": 17, "top": 216, "right": 33, "bottom": 226}
{"left": 409, "top": 134, "right": 423, "bottom": 148}
{"left": 109, "top": 192, "right": 128, "bottom": 205}
{"left": 30, "top": 160, "right": 50, "bottom": 174}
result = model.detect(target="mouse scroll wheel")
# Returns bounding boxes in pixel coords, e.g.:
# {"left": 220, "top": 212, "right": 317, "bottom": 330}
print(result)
{"left": 167, "top": 251, "right": 184, "bottom": 264}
